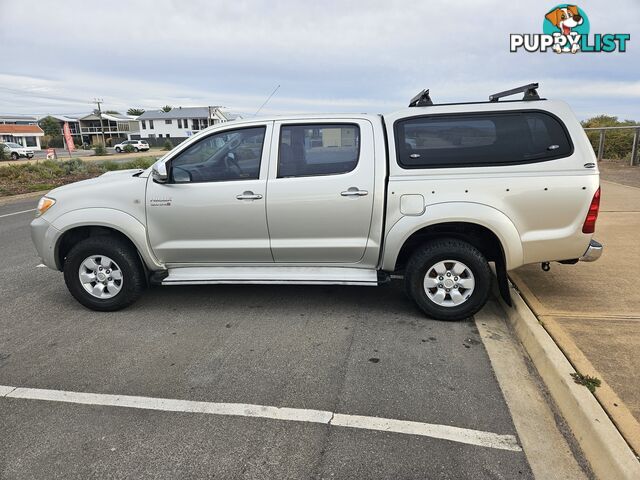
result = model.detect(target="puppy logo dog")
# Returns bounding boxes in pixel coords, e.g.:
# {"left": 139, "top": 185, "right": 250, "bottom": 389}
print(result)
{"left": 545, "top": 5, "right": 584, "bottom": 53}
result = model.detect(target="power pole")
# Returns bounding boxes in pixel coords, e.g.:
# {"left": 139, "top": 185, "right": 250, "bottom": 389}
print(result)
{"left": 93, "top": 98, "right": 106, "bottom": 146}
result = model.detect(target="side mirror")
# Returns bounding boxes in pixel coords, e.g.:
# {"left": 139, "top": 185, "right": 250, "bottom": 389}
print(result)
{"left": 151, "top": 161, "right": 169, "bottom": 183}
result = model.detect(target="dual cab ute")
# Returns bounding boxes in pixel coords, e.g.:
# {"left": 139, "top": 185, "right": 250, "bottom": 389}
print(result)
{"left": 31, "top": 84, "right": 602, "bottom": 320}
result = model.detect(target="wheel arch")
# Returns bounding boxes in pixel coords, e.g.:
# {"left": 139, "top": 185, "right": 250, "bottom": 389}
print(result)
{"left": 50, "top": 208, "right": 163, "bottom": 272}
{"left": 381, "top": 203, "right": 523, "bottom": 272}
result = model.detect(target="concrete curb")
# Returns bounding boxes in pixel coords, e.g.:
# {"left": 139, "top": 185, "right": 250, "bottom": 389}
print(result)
{"left": 500, "top": 282, "right": 640, "bottom": 480}
{"left": 510, "top": 271, "right": 640, "bottom": 456}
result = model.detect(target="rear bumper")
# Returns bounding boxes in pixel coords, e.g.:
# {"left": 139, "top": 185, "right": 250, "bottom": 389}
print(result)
{"left": 579, "top": 239, "right": 603, "bottom": 262}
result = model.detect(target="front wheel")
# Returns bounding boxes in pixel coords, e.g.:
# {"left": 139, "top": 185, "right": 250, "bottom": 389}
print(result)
{"left": 134, "top": 147, "right": 139, "bottom": 152}
{"left": 63, "top": 236, "right": 146, "bottom": 311}
{"left": 115, "top": 147, "right": 121, "bottom": 153}
{"left": 404, "top": 239, "right": 491, "bottom": 321}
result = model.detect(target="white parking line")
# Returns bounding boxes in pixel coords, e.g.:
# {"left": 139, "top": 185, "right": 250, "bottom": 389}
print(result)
{"left": 0, "top": 208, "right": 36, "bottom": 218}
{"left": 0, "top": 385, "right": 16, "bottom": 396}
{"left": 0, "top": 385, "right": 521, "bottom": 451}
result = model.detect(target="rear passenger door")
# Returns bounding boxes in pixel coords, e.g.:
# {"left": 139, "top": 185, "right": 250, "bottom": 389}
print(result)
{"left": 266, "top": 120, "right": 375, "bottom": 263}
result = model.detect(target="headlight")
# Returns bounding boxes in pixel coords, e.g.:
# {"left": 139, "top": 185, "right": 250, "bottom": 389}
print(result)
{"left": 36, "top": 196, "right": 56, "bottom": 217}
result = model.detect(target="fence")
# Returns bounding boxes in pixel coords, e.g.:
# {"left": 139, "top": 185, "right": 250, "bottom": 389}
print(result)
{"left": 583, "top": 126, "right": 640, "bottom": 166}
{"left": 143, "top": 136, "right": 188, "bottom": 148}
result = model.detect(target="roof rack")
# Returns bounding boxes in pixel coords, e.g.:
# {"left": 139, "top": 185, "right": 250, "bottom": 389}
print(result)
{"left": 408, "top": 89, "right": 433, "bottom": 107}
{"left": 489, "top": 83, "right": 540, "bottom": 102}
{"left": 408, "top": 83, "right": 542, "bottom": 108}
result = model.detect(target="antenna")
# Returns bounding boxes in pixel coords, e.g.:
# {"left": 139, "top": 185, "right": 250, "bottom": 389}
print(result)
{"left": 254, "top": 85, "right": 280, "bottom": 116}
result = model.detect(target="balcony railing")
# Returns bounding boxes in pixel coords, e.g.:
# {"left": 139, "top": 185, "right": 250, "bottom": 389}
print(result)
{"left": 80, "top": 123, "right": 138, "bottom": 134}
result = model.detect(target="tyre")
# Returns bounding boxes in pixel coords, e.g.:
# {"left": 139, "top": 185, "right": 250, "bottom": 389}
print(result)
{"left": 115, "top": 147, "right": 121, "bottom": 153}
{"left": 134, "top": 147, "right": 139, "bottom": 152}
{"left": 11, "top": 152, "right": 18, "bottom": 160}
{"left": 404, "top": 239, "right": 491, "bottom": 321}
{"left": 63, "top": 236, "right": 146, "bottom": 311}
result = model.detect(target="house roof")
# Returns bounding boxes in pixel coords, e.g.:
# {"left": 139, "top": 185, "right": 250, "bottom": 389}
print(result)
{"left": 79, "top": 113, "right": 137, "bottom": 122}
{"left": 43, "top": 114, "right": 82, "bottom": 123}
{"left": 0, "top": 124, "right": 44, "bottom": 136}
{"left": 137, "top": 106, "right": 224, "bottom": 120}
{"left": 223, "top": 112, "right": 243, "bottom": 121}
{"left": 0, "top": 114, "right": 38, "bottom": 123}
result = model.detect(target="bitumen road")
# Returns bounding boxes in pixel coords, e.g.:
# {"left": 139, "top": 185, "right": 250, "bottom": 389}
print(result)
{"left": 0, "top": 196, "right": 586, "bottom": 479}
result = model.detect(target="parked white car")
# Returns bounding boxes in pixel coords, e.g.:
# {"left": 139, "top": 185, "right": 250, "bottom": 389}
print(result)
{"left": 113, "top": 140, "right": 149, "bottom": 153}
{"left": 31, "top": 84, "right": 602, "bottom": 320}
{"left": 1, "top": 142, "right": 35, "bottom": 160}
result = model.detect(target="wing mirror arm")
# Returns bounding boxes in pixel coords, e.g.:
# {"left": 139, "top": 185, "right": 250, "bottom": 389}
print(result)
{"left": 151, "top": 161, "right": 169, "bottom": 183}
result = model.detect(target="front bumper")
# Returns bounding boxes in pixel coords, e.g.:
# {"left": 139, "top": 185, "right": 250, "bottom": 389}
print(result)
{"left": 31, "top": 216, "right": 61, "bottom": 270}
{"left": 579, "top": 239, "right": 603, "bottom": 262}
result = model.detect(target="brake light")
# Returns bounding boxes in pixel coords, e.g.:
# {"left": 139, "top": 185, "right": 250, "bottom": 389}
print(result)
{"left": 582, "top": 187, "right": 601, "bottom": 234}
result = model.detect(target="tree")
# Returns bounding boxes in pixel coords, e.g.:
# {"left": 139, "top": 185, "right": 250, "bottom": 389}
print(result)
{"left": 39, "top": 116, "right": 61, "bottom": 137}
{"left": 127, "top": 108, "right": 145, "bottom": 116}
{"left": 161, "top": 105, "right": 173, "bottom": 112}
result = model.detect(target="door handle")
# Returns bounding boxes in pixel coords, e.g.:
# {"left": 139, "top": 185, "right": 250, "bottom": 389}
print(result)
{"left": 236, "top": 191, "right": 263, "bottom": 200}
{"left": 341, "top": 187, "right": 368, "bottom": 197}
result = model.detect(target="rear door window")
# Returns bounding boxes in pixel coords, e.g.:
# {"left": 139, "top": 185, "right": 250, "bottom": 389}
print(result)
{"left": 395, "top": 111, "right": 572, "bottom": 168}
{"left": 278, "top": 124, "right": 360, "bottom": 178}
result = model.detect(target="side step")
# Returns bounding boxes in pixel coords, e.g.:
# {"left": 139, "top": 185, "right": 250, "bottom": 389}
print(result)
{"left": 161, "top": 266, "right": 382, "bottom": 286}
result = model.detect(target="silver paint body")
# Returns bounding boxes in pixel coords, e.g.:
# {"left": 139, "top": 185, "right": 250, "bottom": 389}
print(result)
{"left": 31, "top": 100, "right": 600, "bottom": 284}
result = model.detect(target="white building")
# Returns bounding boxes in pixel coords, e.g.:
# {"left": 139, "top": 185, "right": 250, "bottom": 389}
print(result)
{"left": 0, "top": 115, "right": 44, "bottom": 150}
{"left": 137, "top": 107, "right": 239, "bottom": 143}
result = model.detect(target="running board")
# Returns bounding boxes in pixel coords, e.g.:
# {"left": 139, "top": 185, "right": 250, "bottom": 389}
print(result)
{"left": 161, "top": 266, "right": 382, "bottom": 286}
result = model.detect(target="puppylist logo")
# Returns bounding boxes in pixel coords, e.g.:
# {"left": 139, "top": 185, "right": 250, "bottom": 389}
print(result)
{"left": 511, "top": 4, "right": 630, "bottom": 54}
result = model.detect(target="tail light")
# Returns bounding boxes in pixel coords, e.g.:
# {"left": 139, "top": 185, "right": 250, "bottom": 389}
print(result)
{"left": 582, "top": 187, "right": 601, "bottom": 234}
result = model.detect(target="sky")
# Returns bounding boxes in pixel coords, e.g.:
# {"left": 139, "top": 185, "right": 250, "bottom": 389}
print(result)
{"left": 0, "top": 0, "right": 638, "bottom": 120}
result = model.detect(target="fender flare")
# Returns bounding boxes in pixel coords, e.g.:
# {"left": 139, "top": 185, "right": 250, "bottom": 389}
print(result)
{"left": 50, "top": 208, "right": 164, "bottom": 271}
{"left": 381, "top": 202, "right": 524, "bottom": 271}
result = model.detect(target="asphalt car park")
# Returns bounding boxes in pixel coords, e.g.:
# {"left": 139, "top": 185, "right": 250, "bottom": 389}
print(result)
{"left": 0, "top": 197, "right": 587, "bottom": 479}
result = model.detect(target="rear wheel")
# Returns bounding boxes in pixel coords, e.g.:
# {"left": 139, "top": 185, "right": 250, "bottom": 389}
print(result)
{"left": 63, "top": 236, "right": 146, "bottom": 311}
{"left": 404, "top": 239, "right": 491, "bottom": 321}
{"left": 11, "top": 152, "right": 18, "bottom": 160}
{"left": 134, "top": 147, "right": 139, "bottom": 152}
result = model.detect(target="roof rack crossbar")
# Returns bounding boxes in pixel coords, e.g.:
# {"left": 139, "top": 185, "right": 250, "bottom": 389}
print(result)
{"left": 489, "top": 83, "right": 540, "bottom": 102}
{"left": 408, "top": 89, "right": 433, "bottom": 107}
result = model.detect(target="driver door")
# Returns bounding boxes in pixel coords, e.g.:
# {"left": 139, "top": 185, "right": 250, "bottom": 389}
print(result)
{"left": 146, "top": 122, "right": 273, "bottom": 265}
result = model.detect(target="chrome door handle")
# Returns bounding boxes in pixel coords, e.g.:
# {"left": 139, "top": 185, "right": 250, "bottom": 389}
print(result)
{"left": 236, "top": 191, "right": 263, "bottom": 200}
{"left": 341, "top": 187, "right": 368, "bottom": 197}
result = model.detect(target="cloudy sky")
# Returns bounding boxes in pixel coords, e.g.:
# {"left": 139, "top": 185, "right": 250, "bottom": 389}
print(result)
{"left": 0, "top": 0, "right": 638, "bottom": 120}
